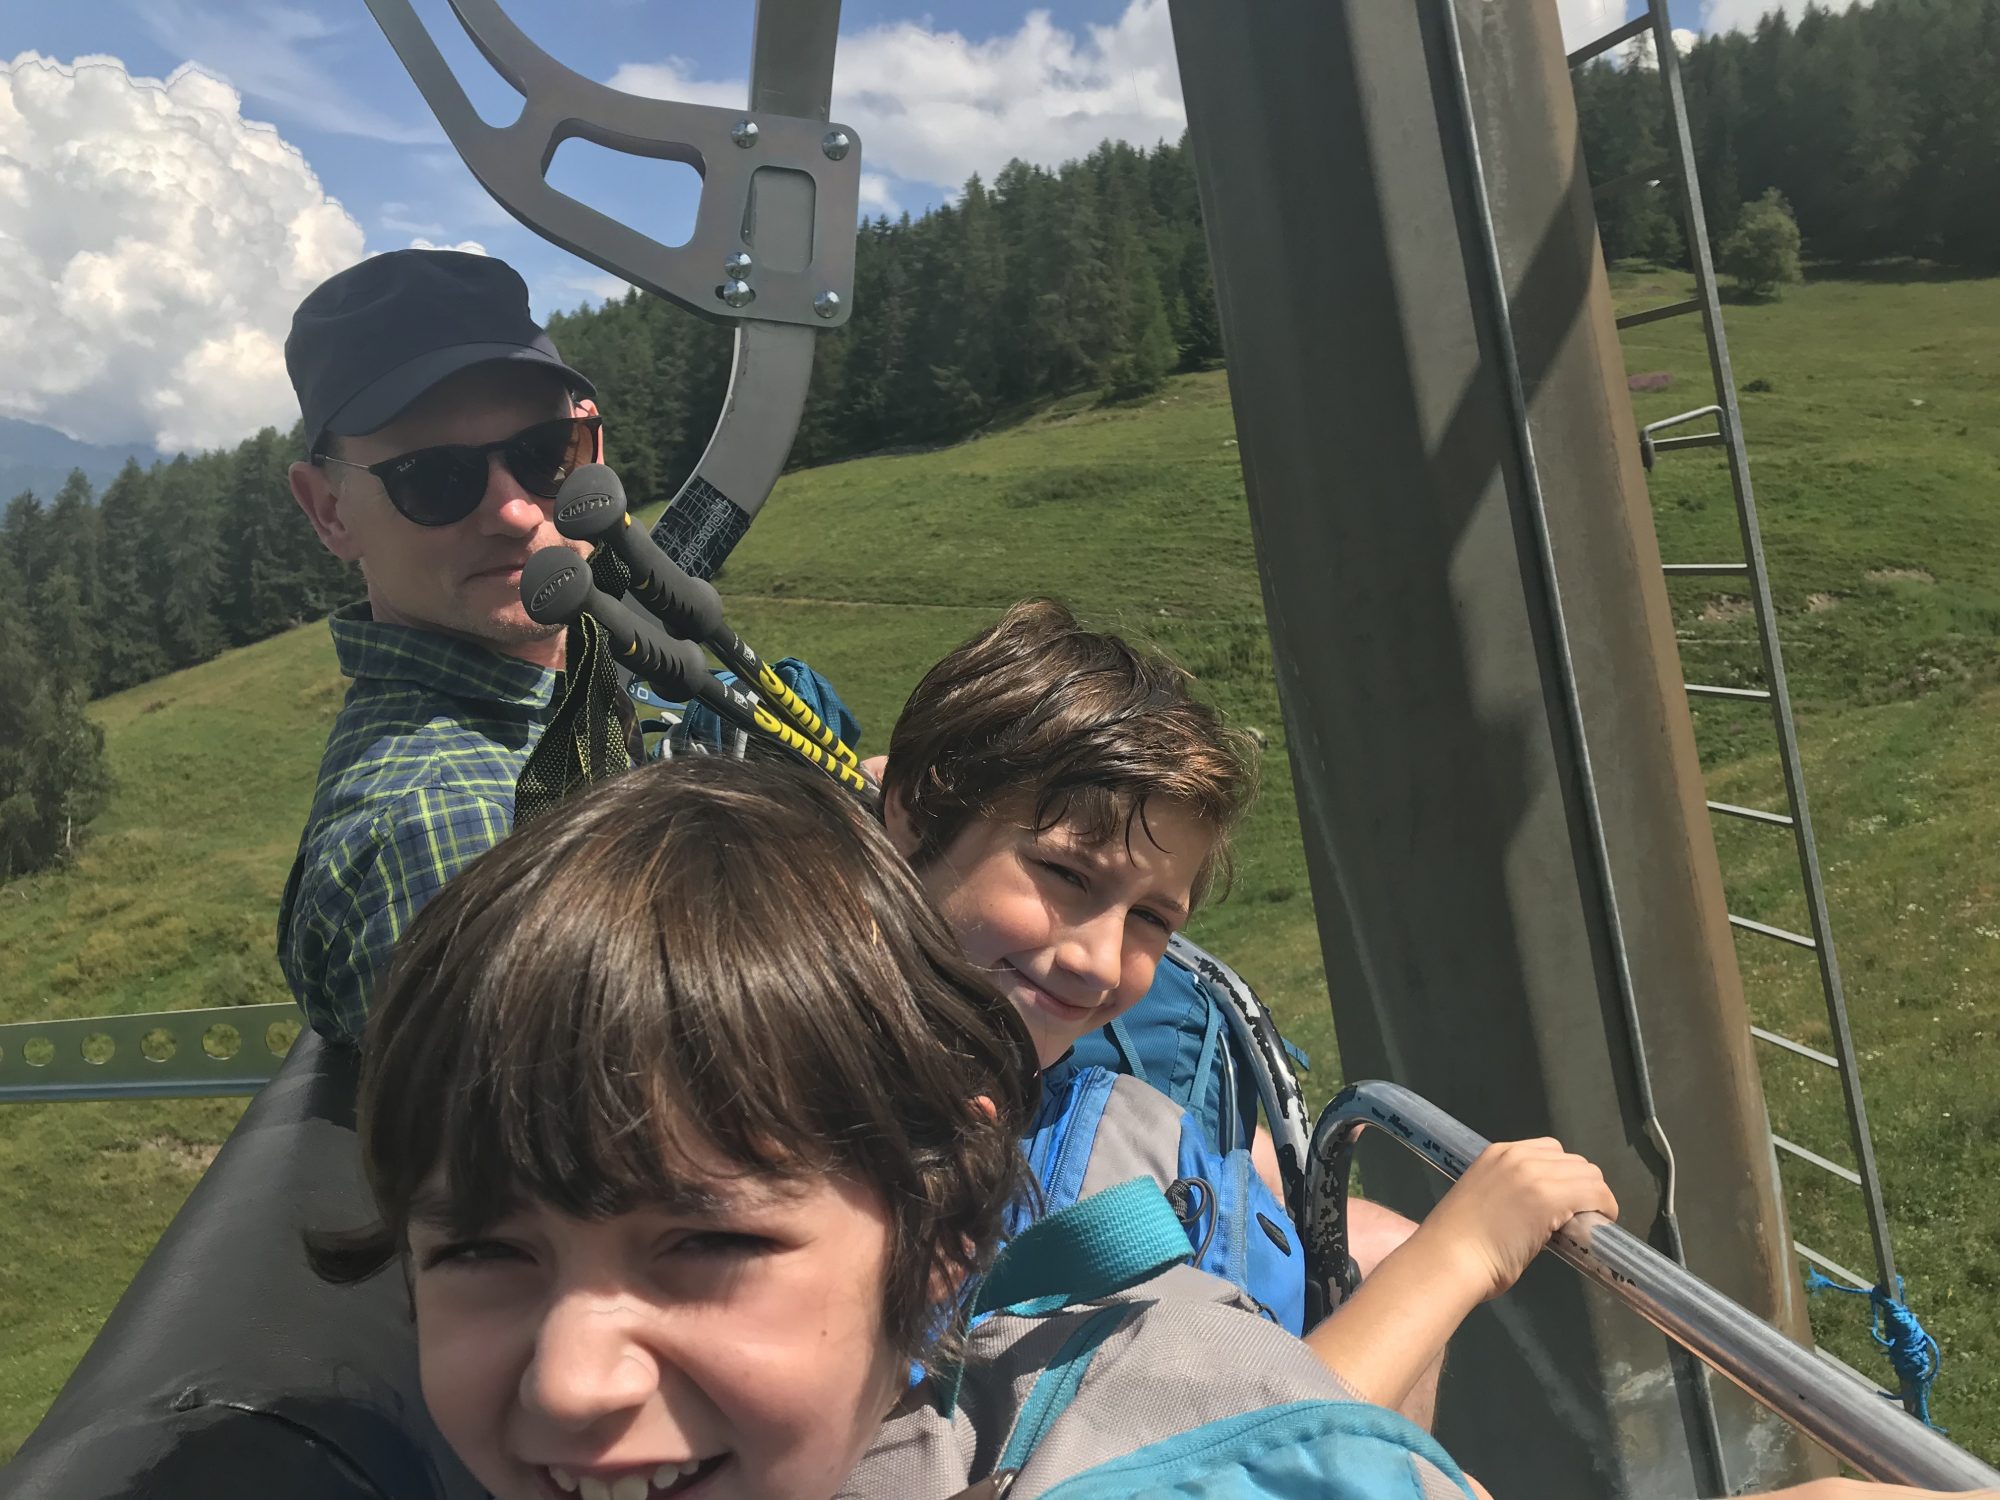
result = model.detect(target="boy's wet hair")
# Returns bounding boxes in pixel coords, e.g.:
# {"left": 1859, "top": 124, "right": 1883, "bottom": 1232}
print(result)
{"left": 886, "top": 598, "right": 1259, "bottom": 904}
{"left": 309, "top": 754, "right": 1039, "bottom": 1368}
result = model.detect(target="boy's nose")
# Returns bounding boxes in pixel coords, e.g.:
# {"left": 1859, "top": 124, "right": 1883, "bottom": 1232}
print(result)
{"left": 1055, "top": 910, "right": 1125, "bottom": 996}
{"left": 519, "top": 1293, "right": 663, "bottom": 1430}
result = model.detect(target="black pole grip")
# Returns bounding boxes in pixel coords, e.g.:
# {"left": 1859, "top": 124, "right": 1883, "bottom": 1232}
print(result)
{"left": 552, "top": 465, "right": 727, "bottom": 644}
{"left": 520, "top": 547, "right": 708, "bottom": 703}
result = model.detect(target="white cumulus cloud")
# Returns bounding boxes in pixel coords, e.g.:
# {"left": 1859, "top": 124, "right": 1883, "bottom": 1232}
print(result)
{"left": 1697, "top": 0, "right": 1853, "bottom": 31}
{"left": 408, "top": 237, "right": 489, "bottom": 255}
{"left": 1556, "top": 0, "right": 1628, "bottom": 51}
{"left": 611, "top": 1, "right": 1186, "bottom": 198}
{"left": 0, "top": 52, "right": 365, "bottom": 453}
{"left": 1621, "top": 25, "right": 1704, "bottom": 67}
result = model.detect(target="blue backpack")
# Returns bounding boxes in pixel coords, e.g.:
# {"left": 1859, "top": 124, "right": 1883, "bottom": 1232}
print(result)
{"left": 629, "top": 657, "right": 861, "bottom": 760}
{"left": 936, "top": 1180, "right": 1475, "bottom": 1500}
{"left": 1069, "top": 935, "right": 1313, "bottom": 1218}
{"left": 1021, "top": 1057, "right": 1307, "bottom": 1335}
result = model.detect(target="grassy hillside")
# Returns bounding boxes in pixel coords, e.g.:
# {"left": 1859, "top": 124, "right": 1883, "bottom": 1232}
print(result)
{"left": 3, "top": 268, "right": 1998, "bottom": 1461}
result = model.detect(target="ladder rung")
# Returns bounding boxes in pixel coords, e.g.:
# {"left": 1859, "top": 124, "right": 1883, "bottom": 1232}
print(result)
{"left": 1593, "top": 162, "right": 1676, "bottom": 201}
{"left": 1796, "top": 1240, "right": 1874, "bottom": 1292}
{"left": 1686, "top": 683, "right": 1772, "bottom": 701}
{"left": 1663, "top": 563, "right": 1751, "bottom": 577}
{"left": 1617, "top": 298, "right": 1703, "bottom": 330}
{"left": 1773, "top": 1133, "right": 1863, "bottom": 1186}
{"left": 1752, "top": 1026, "right": 1840, "bottom": 1070}
{"left": 1730, "top": 913, "right": 1818, "bottom": 949}
{"left": 1567, "top": 13, "right": 1654, "bottom": 65}
{"left": 1650, "top": 432, "right": 1727, "bottom": 456}
{"left": 1708, "top": 800, "right": 1794, "bottom": 827}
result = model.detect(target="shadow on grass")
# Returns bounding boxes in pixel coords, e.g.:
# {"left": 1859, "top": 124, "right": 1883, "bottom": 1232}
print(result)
{"left": 1803, "top": 258, "right": 1997, "bottom": 286}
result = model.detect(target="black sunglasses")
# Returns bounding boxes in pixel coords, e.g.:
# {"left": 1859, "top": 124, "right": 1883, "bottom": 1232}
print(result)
{"left": 315, "top": 414, "right": 602, "bottom": 528}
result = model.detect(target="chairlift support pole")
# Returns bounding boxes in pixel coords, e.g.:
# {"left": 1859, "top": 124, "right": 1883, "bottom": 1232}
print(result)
{"left": 1167, "top": 0, "right": 1824, "bottom": 1491}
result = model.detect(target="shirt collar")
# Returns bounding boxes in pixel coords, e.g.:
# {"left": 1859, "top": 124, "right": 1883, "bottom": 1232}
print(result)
{"left": 328, "top": 602, "right": 561, "bottom": 710}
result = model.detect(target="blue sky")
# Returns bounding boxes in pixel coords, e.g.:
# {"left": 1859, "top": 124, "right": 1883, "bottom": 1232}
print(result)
{"left": 2, "top": 0, "right": 1763, "bottom": 454}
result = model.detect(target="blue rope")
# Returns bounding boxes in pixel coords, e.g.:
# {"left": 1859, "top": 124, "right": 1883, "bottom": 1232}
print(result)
{"left": 1802, "top": 1268, "right": 1943, "bottom": 1428}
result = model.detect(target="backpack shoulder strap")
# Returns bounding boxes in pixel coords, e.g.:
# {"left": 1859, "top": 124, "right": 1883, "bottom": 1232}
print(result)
{"left": 935, "top": 1178, "right": 1191, "bottom": 1420}
{"left": 974, "top": 1177, "right": 1191, "bottom": 1316}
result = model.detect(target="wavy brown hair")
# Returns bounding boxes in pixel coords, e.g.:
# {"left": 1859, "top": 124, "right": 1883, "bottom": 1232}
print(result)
{"left": 885, "top": 597, "right": 1259, "bottom": 904}
{"left": 309, "top": 754, "right": 1039, "bottom": 1368}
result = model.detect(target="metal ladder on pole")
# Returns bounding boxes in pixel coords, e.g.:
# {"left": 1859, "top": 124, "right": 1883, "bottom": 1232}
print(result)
{"left": 1567, "top": 0, "right": 1911, "bottom": 1408}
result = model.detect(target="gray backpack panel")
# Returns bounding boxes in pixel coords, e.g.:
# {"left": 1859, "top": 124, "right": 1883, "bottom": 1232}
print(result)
{"left": 840, "top": 1267, "right": 1463, "bottom": 1500}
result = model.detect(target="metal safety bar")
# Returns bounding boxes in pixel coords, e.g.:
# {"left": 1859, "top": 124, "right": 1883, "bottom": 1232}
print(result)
{"left": 364, "top": 0, "right": 856, "bottom": 582}
{"left": 1303, "top": 1081, "right": 2000, "bottom": 1489}
{"left": 0, "top": 1004, "right": 299, "bottom": 1104}
{"left": 1577, "top": 0, "right": 1905, "bottom": 1319}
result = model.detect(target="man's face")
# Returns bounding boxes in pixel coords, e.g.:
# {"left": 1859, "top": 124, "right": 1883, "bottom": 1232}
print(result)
{"left": 290, "top": 363, "right": 593, "bottom": 662}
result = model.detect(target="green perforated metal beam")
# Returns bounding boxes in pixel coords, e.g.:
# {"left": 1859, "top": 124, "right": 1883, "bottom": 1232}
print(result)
{"left": 0, "top": 1004, "right": 300, "bottom": 1104}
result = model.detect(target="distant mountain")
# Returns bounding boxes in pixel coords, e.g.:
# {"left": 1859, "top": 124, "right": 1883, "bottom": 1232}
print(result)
{"left": 0, "top": 417, "right": 164, "bottom": 502}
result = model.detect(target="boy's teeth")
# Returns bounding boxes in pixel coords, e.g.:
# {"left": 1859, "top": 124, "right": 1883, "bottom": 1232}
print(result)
{"left": 551, "top": 1460, "right": 706, "bottom": 1500}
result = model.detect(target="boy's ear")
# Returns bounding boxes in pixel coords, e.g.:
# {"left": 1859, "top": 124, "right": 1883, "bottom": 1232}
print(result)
{"left": 881, "top": 771, "right": 922, "bottom": 859}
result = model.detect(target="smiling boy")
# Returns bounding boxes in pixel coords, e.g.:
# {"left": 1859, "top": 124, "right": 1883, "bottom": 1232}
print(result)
{"left": 878, "top": 599, "right": 1311, "bottom": 1329}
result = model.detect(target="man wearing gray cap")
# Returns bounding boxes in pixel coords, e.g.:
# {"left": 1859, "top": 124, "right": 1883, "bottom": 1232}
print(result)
{"left": 279, "top": 248, "right": 617, "bottom": 1042}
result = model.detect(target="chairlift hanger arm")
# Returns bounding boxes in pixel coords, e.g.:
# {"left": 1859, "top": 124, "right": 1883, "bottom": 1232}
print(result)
{"left": 364, "top": 0, "right": 858, "bottom": 578}
{"left": 361, "top": 0, "right": 860, "bottom": 329}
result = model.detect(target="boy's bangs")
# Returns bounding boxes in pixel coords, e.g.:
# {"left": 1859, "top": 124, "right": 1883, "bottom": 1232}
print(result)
{"left": 359, "top": 772, "right": 987, "bottom": 1249}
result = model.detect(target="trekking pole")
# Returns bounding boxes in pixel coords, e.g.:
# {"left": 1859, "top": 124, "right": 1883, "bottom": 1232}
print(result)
{"left": 519, "top": 548, "right": 874, "bottom": 801}
{"left": 551, "top": 463, "right": 876, "bottom": 790}
{"left": 1302, "top": 1080, "right": 2000, "bottom": 1490}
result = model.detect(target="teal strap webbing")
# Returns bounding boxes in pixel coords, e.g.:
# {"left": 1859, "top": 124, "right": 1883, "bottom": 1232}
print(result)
{"left": 1106, "top": 1017, "right": 1150, "bottom": 1086}
{"left": 996, "top": 1305, "right": 1133, "bottom": 1474}
{"left": 972, "top": 1177, "right": 1192, "bottom": 1317}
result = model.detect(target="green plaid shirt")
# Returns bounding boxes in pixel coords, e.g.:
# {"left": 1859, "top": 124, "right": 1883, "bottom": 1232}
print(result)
{"left": 278, "top": 604, "right": 559, "bottom": 1041}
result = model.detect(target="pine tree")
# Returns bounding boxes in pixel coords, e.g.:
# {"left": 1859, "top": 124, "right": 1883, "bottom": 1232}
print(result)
{"left": 0, "top": 577, "right": 111, "bottom": 880}
{"left": 151, "top": 455, "right": 224, "bottom": 668}
{"left": 95, "top": 460, "right": 169, "bottom": 691}
{"left": 3, "top": 490, "right": 48, "bottom": 583}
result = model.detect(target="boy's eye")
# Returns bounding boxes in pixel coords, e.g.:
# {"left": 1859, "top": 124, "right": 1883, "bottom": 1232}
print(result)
{"left": 1035, "top": 859, "right": 1087, "bottom": 890}
{"left": 667, "top": 1230, "right": 778, "bottom": 1259}
{"left": 418, "top": 1237, "right": 528, "bottom": 1271}
{"left": 1133, "top": 907, "right": 1175, "bottom": 934}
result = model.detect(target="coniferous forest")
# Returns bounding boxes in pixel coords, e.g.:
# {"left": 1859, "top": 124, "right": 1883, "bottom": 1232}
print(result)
{"left": 5, "top": 0, "right": 1999, "bottom": 876}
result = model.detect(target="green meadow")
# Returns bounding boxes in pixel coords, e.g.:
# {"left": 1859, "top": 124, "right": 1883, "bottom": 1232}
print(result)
{"left": 2, "top": 268, "right": 1997, "bottom": 1461}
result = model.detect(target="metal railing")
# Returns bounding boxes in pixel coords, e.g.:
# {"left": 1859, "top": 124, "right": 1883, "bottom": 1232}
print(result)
{"left": 1304, "top": 1081, "right": 2000, "bottom": 1490}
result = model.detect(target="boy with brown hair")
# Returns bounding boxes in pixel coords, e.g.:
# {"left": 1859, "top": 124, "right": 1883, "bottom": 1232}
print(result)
{"left": 879, "top": 598, "right": 1312, "bottom": 1331}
